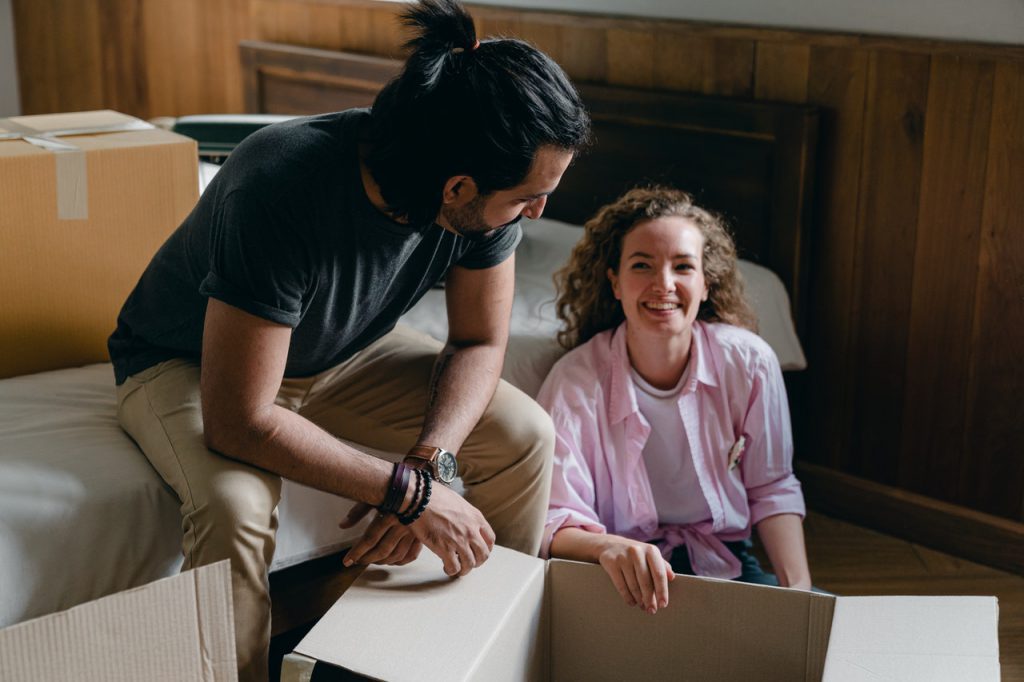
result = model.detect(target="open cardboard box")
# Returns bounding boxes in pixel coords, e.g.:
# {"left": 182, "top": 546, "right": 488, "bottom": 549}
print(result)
{"left": 283, "top": 545, "right": 999, "bottom": 682}
{"left": 0, "top": 561, "right": 236, "bottom": 681}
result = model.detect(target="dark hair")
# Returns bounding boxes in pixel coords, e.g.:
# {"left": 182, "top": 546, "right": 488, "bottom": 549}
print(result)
{"left": 554, "top": 186, "right": 757, "bottom": 349}
{"left": 364, "top": 0, "right": 591, "bottom": 224}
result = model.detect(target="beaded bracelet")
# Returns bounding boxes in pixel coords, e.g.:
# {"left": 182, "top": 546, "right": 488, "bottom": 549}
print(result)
{"left": 398, "top": 469, "right": 432, "bottom": 525}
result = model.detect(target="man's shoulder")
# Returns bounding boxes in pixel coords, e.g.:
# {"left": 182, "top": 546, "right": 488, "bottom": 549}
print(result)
{"left": 243, "top": 109, "right": 367, "bottom": 150}
{"left": 219, "top": 109, "right": 366, "bottom": 191}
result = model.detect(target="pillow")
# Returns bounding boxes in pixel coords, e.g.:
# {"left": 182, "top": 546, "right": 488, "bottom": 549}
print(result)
{"left": 400, "top": 216, "right": 806, "bottom": 398}
{"left": 518, "top": 217, "right": 807, "bottom": 371}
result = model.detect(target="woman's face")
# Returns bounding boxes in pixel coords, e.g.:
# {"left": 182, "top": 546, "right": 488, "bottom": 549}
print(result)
{"left": 607, "top": 216, "right": 708, "bottom": 340}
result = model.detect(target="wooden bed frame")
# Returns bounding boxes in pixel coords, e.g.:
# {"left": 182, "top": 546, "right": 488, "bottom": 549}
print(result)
{"left": 239, "top": 38, "right": 820, "bottom": 639}
{"left": 239, "top": 39, "right": 819, "bottom": 335}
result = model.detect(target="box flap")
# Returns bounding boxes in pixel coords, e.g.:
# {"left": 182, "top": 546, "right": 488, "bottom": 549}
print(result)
{"left": 822, "top": 596, "right": 1000, "bottom": 681}
{"left": 1, "top": 110, "right": 149, "bottom": 137}
{"left": 294, "top": 546, "right": 545, "bottom": 681}
{"left": 0, "top": 561, "right": 236, "bottom": 681}
{"left": 547, "top": 559, "right": 835, "bottom": 681}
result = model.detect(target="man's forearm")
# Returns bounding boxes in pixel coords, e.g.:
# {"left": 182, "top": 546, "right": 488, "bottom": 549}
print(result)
{"left": 416, "top": 340, "right": 505, "bottom": 453}
{"left": 205, "top": 404, "right": 393, "bottom": 507}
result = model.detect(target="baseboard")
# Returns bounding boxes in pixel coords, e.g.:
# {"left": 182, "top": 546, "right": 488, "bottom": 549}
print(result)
{"left": 795, "top": 461, "right": 1024, "bottom": 575}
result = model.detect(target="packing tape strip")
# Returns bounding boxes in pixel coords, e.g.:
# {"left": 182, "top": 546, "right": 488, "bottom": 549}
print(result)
{"left": 0, "top": 116, "right": 155, "bottom": 221}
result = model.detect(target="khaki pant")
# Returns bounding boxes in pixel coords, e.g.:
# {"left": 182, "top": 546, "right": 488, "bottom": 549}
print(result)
{"left": 116, "top": 325, "right": 555, "bottom": 682}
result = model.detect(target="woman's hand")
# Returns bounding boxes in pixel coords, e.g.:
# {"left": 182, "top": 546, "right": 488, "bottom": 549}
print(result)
{"left": 550, "top": 527, "right": 675, "bottom": 613}
{"left": 597, "top": 536, "right": 675, "bottom": 613}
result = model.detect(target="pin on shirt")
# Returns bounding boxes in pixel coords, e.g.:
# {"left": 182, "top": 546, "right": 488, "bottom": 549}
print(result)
{"left": 727, "top": 435, "right": 746, "bottom": 471}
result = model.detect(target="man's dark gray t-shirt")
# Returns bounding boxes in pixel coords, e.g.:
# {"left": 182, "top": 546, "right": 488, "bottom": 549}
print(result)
{"left": 108, "top": 109, "right": 521, "bottom": 385}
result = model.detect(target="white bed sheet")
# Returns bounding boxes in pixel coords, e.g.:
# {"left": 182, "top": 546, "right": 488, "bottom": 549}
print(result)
{"left": 0, "top": 362, "right": 405, "bottom": 628}
{"left": 0, "top": 194, "right": 806, "bottom": 629}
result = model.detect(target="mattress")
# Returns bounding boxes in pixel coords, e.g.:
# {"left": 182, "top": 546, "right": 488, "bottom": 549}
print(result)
{"left": 0, "top": 215, "right": 804, "bottom": 628}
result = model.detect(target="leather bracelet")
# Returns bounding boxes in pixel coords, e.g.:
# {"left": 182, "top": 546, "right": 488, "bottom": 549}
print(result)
{"left": 379, "top": 462, "right": 410, "bottom": 515}
{"left": 400, "top": 465, "right": 423, "bottom": 516}
{"left": 398, "top": 469, "right": 432, "bottom": 525}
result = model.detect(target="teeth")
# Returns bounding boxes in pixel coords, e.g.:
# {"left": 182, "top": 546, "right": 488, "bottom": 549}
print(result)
{"left": 644, "top": 302, "right": 680, "bottom": 310}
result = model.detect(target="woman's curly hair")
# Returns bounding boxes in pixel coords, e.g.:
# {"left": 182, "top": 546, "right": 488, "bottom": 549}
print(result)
{"left": 554, "top": 186, "right": 757, "bottom": 350}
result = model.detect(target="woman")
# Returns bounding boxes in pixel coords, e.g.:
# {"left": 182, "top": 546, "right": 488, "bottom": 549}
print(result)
{"left": 537, "top": 187, "right": 811, "bottom": 615}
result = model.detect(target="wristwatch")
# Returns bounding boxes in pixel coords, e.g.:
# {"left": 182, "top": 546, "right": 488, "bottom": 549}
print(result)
{"left": 404, "top": 445, "right": 458, "bottom": 485}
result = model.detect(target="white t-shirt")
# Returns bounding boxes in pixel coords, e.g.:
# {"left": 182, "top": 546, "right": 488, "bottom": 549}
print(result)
{"left": 630, "top": 366, "right": 713, "bottom": 526}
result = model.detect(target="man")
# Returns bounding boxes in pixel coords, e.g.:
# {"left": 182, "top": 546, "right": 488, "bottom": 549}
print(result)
{"left": 107, "top": 0, "right": 589, "bottom": 679}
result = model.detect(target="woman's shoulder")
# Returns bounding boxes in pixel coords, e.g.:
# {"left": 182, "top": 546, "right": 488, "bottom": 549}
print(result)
{"left": 537, "top": 329, "right": 617, "bottom": 408}
{"left": 700, "top": 321, "right": 779, "bottom": 372}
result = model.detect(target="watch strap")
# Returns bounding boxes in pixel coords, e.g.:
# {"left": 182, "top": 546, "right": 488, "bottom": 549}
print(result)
{"left": 406, "top": 445, "right": 448, "bottom": 462}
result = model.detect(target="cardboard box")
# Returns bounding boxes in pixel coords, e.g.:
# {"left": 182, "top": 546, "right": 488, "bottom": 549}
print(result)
{"left": 0, "top": 561, "right": 236, "bottom": 681}
{"left": 282, "top": 546, "right": 1000, "bottom": 682}
{"left": 0, "top": 110, "right": 197, "bottom": 379}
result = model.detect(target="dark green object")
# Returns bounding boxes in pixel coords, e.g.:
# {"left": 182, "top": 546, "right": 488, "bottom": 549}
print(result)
{"left": 172, "top": 114, "right": 295, "bottom": 161}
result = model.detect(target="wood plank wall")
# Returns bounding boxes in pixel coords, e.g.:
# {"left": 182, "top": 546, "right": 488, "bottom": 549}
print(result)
{"left": 12, "top": 1, "right": 1024, "bottom": 530}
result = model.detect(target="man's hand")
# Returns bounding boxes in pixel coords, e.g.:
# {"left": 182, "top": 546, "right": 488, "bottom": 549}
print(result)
{"left": 341, "top": 486, "right": 495, "bottom": 577}
{"left": 341, "top": 503, "right": 423, "bottom": 566}
{"left": 407, "top": 484, "right": 495, "bottom": 576}
{"left": 596, "top": 536, "right": 675, "bottom": 614}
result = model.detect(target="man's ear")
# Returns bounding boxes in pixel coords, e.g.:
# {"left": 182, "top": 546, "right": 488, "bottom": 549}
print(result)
{"left": 442, "top": 175, "right": 480, "bottom": 207}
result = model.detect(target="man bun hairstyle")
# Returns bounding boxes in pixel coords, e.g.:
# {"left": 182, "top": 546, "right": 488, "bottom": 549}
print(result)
{"left": 365, "top": 0, "right": 591, "bottom": 225}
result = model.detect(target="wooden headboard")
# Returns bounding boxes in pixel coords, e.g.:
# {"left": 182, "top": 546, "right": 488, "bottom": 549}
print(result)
{"left": 239, "top": 40, "right": 818, "bottom": 334}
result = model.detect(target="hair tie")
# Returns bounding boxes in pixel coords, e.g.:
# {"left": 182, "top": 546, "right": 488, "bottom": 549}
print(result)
{"left": 452, "top": 40, "right": 480, "bottom": 55}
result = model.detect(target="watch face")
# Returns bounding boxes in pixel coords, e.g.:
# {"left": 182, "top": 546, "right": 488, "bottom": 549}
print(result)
{"left": 436, "top": 451, "right": 458, "bottom": 484}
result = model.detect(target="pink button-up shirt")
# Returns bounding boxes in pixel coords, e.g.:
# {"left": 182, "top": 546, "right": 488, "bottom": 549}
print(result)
{"left": 536, "top": 321, "right": 805, "bottom": 579}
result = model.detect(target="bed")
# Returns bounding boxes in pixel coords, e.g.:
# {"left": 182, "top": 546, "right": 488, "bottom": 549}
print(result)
{"left": 0, "top": 40, "right": 817, "bottom": 634}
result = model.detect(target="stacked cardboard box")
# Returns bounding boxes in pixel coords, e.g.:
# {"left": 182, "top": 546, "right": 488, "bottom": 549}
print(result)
{"left": 0, "top": 110, "right": 196, "bottom": 379}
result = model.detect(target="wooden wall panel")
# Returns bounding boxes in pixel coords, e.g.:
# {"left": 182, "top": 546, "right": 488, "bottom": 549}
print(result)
{"left": 206, "top": 0, "right": 254, "bottom": 113}
{"left": 15, "top": 0, "right": 252, "bottom": 119}
{"left": 10, "top": 0, "right": 1024, "bottom": 534}
{"left": 98, "top": 0, "right": 148, "bottom": 115}
{"left": 653, "top": 33, "right": 707, "bottom": 92}
{"left": 705, "top": 38, "right": 756, "bottom": 97}
{"left": 59, "top": 1, "right": 104, "bottom": 112}
{"left": 800, "top": 46, "right": 869, "bottom": 471}
{"left": 899, "top": 56, "right": 994, "bottom": 503}
{"left": 556, "top": 24, "right": 607, "bottom": 84}
{"left": 849, "top": 51, "right": 929, "bottom": 485}
{"left": 12, "top": 0, "right": 58, "bottom": 114}
{"left": 474, "top": 8, "right": 523, "bottom": 42}
{"left": 141, "top": 0, "right": 201, "bottom": 117}
{"left": 754, "top": 43, "right": 810, "bottom": 102}
{"left": 964, "top": 62, "right": 1024, "bottom": 520}
{"left": 606, "top": 29, "right": 656, "bottom": 88}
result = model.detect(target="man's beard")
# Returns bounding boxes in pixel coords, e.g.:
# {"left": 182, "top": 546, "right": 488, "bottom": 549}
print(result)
{"left": 442, "top": 196, "right": 520, "bottom": 242}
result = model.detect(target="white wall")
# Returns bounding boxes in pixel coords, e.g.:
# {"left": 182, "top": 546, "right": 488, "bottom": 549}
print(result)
{"left": 453, "top": 0, "right": 1024, "bottom": 45}
{"left": 0, "top": 0, "right": 19, "bottom": 116}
